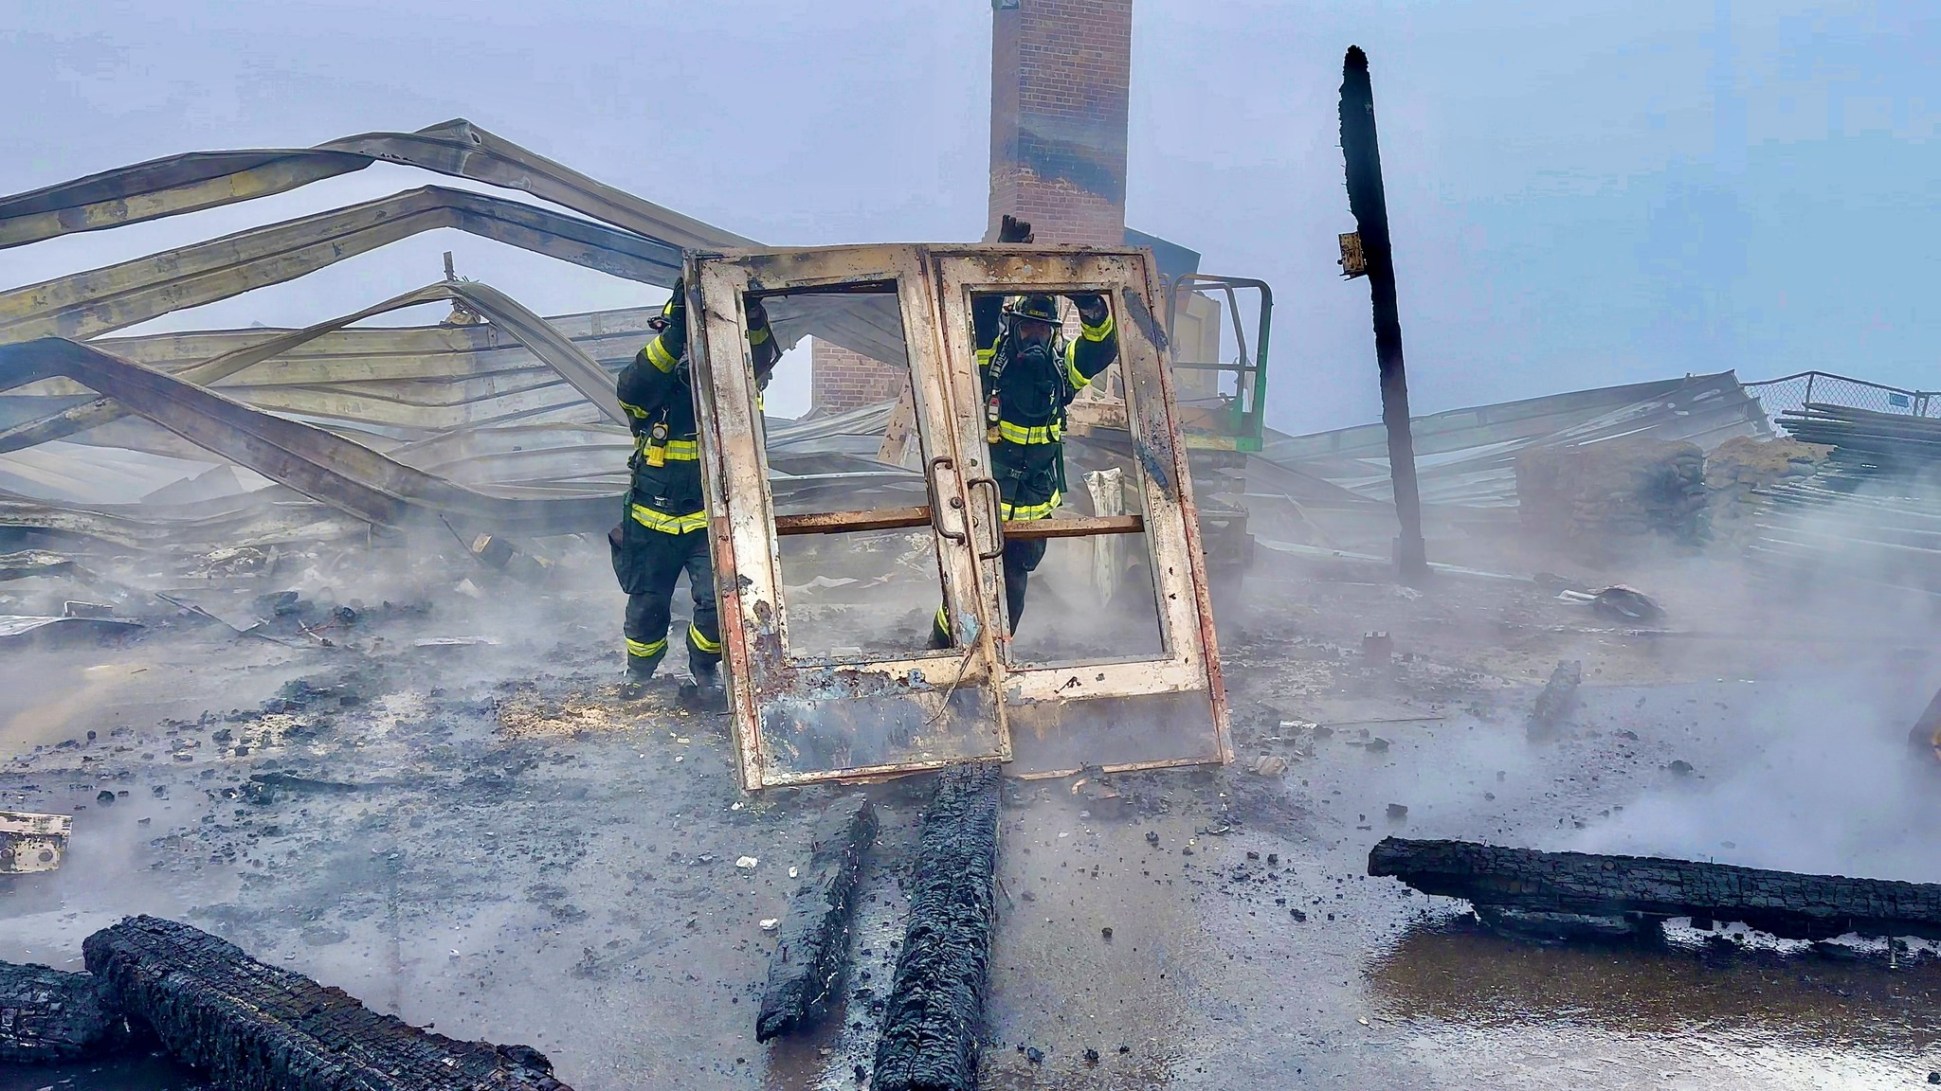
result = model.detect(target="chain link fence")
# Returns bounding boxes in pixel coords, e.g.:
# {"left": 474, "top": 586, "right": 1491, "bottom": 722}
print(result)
{"left": 1743, "top": 371, "right": 1939, "bottom": 427}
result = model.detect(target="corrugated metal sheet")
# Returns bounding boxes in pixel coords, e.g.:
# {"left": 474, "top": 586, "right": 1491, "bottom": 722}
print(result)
{"left": 1257, "top": 372, "right": 1771, "bottom": 507}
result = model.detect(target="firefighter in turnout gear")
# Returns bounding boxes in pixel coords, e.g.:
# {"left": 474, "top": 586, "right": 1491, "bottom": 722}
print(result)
{"left": 610, "top": 279, "right": 779, "bottom": 692}
{"left": 930, "top": 215, "right": 1120, "bottom": 648}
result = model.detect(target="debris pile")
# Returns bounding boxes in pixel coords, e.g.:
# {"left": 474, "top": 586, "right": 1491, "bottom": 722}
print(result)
{"left": 1515, "top": 438, "right": 1707, "bottom": 560}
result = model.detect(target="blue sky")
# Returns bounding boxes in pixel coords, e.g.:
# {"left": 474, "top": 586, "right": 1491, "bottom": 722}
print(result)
{"left": 3, "top": 1, "right": 1935, "bottom": 431}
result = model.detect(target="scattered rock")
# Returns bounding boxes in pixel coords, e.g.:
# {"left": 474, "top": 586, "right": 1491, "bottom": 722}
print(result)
{"left": 1145, "top": 831, "right": 1160, "bottom": 846}
{"left": 759, "top": 919, "right": 780, "bottom": 931}
{"left": 1025, "top": 1046, "right": 1044, "bottom": 1065}
{"left": 1100, "top": 927, "right": 1113, "bottom": 941}
{"left": 1084, "top": 1048, "right": 1100, "bottom": 1064}
{"left": 735, "top": 856, "right": 759, "bottom": 870}
{"left": 1667, "top": 760, "right": 1695, "bottom": 776}
{"left": 1249, "top": 754, "right": 1289, "bottom": 777}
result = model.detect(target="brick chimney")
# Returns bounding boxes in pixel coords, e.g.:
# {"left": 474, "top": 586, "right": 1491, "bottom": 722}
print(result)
{"left": 987, "top": 0, "right": 1132, "bottom": 246}
{"left": 809, "top": 0, "right": 1134, "bottom": 413}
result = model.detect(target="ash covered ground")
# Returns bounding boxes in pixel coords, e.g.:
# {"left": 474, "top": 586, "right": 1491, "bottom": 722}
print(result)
{"left": 4, "top": 540, "right": 1941, "bottom": 1091}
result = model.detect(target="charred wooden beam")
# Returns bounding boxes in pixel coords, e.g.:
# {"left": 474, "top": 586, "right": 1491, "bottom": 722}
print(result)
{"left": 1525, "top": 660, "right": 1582, "bottom": 740}
{"left": 871, "top": 764, "right": 1001, "bottom": 1091}
{"left": 756, "top": 795, "right": 879, "bottom": 1042}
{"left": 83, "top": 916, "right": 570, "bottom": 1091}
{"left": 1340, "top": 45, "right": 1429, "bottom": 582}
{"left": 0, "top": 961, "right": 142, "bottom": 1064}
{"left": 1369, "top": 837, "right": 1941, "bottom": 941}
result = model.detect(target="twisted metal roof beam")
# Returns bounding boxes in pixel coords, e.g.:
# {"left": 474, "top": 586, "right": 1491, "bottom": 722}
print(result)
{"left": 0, "top": 279, "right": 627, "bottom": 453}
{"left": 0, "top": 337, "right": 611, "bottom": 534}
{"left": 0, "top": 120, "right": 906, "bottom": 365}
{"left": 0, "top": 186, "right": 683, "bottom": 344}
{"left": 0, "top": 118, "right": 753, "bottom": 251}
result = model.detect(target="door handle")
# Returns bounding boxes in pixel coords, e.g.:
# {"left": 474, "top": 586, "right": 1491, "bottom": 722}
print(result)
{"left": 925, "top": 455, "right": 967, "bottom": 543}
{"left": 966, "top": 476, "right": 1005, "bottom": 560}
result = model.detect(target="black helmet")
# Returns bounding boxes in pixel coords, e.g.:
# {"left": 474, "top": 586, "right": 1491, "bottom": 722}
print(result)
{"left": 1001, "top": 294, "right": 1059, "bottom": 326}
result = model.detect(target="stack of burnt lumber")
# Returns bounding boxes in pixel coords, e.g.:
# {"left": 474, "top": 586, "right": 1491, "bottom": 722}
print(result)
{"left": 1778, "top": 402, "right": 1941, "bottom": 479}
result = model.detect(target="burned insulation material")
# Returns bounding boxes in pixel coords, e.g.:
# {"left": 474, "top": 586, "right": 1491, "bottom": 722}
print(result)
{"left": 1370, "top": 838, "right": 1941, "bottom": 942}
{"left": 0, "top": 960, "right": 143, "bottom": 1064}
{"left": 870, "top": 764, "right": 1001, "bottom": 1091}
{"left": 82, "top": 916, "right": 571, "bottom": 1091}
{"left": 756, "top": 794, "right": 879, "bottom": 1041}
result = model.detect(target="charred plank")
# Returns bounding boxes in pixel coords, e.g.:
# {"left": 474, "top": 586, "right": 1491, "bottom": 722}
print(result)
{"left": 0, "top": 960, "right": 142, "bottom": 1064}
{"left": 756, "top": 794, "right": 878, "bottom": 1042}
{"left": 1370, "top": 837, "right": 1941, "bottom": 942}
{"left": 83, "top": 916, "right": 569, "bottom": 1091}
{"left": 1525, "top": 659, "right": 1582, "bottom": 739}
{"left": 871, "top": 764, "right": 1001, "bottom": 1091}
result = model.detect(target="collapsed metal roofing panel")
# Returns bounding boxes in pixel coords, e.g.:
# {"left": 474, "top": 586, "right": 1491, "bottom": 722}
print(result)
{"left": 1257, "top": 372, "right": 1771, "bottom": 507}
{"left": 0, "top": 280, "right": 630, "bottom": 455}
{"left": 0, "top": 337, "right": 612, "bottom": 534}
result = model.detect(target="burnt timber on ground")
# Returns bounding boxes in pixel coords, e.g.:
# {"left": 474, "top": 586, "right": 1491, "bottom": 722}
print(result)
{"left": 1525, "top": 659, "right": 1582, "bottom": 739}
{"left": 1370, "top": 837, "right": 1941, "bottom": 941}
{"left": 871, "top": 764, "right": 1001, "bottom": 1091}
{"left": 756, "top": 795, "right": 879, "bottom": 1042}
{"left": 82, "top": 916, "right": 570, "bottom": 1091}
{"left": 0, "top": 960, "right": 141, "bottom": 1064}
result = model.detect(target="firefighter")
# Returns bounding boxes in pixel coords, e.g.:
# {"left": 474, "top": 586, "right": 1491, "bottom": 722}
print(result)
{"left": 931, "top": 215, "right": 1119, "bottom": 648}
{"left": 610, "top": 279, "right": 779, "bottom": 693}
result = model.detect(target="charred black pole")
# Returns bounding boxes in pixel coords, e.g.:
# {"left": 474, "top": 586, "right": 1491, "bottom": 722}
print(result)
{"left": 1340, "top": 45, "right": 1430, "bottom": 582}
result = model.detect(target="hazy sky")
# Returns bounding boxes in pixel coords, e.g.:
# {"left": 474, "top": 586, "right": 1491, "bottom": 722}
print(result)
{"left": 4, "top": 1, "right": 1936, "bottom": 431}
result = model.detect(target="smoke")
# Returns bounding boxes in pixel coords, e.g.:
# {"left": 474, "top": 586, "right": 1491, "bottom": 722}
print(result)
{"left": 1573, "top": 669, "right": 1941, "bottom": 883}
{"left": 1560, "top": 470, "right": 1941, "bottom": 884}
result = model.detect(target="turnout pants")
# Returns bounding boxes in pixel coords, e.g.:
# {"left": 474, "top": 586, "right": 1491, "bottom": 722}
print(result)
{"left": 929, "top": 536, "right": 1048, "bottom": 647}
{"left": 609, "top": 518, "right": 721, "bottom": 678}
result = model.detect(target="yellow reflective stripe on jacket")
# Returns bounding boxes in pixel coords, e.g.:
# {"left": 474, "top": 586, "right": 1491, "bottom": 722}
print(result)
{"left": 934, "top": 605, "right": 951, "bottom": 636}
{"left": 748, "top": 326, "right": 771, "bottom": 346}
{"left": 644, "top": 335, "right": 679, "bottom": 373}
{"left": 1079, "top": 313, "right": 1115, "bottom": 342}
{"left": 686, "top": 625, "right": 722, "bottom": 654}
{"left": 1000, "top": 490, "right": 1061, "bottom": 521}
{"left": 996, "top": 419, "right": 1062, "bottom": 445}
{"left": 618, "top": 399, "right": 651, "bottom": 420}
{"left": 975, "top": 347, "right": 996, "bottom": 365}
{"left": 1064, "top": 341, "right": 1090, "bottom": 391}
{"left": 626, "top": 636, "right": 667, "bottom": 658}
{"left": 634, "top": 435, "right": 699, "bottom": 460}
{"left": 629, "top": 502, "right": 707, "bottom": 534}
